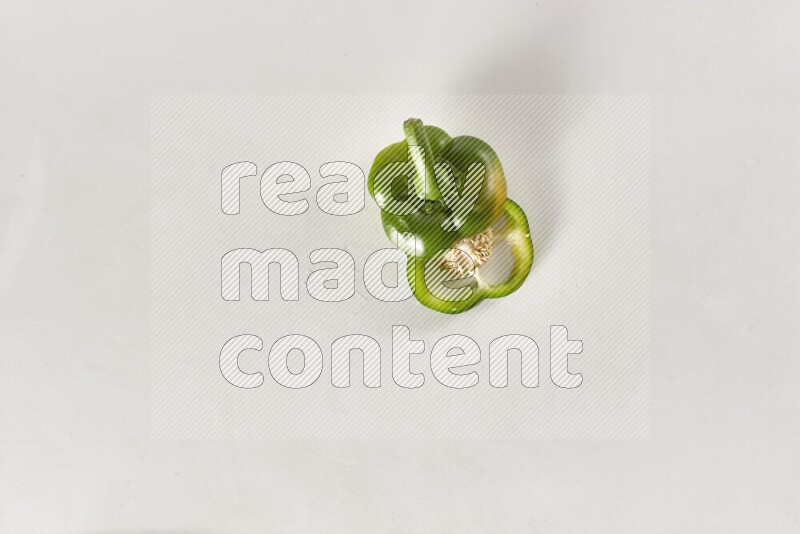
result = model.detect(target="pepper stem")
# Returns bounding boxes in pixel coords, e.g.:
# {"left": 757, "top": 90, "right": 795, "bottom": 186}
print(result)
{"left": 403, "top": 118, "right": 442, "bottom": 201}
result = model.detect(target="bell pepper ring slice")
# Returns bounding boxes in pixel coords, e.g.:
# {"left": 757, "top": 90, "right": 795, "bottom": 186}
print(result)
{"left": 406, "top": 199, "right": 534, "bottom": 314}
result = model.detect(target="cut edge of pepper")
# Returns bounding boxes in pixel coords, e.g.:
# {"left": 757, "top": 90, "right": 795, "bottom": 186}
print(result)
{"left": 406, "top": 198, "right": 534, "bottom": 314}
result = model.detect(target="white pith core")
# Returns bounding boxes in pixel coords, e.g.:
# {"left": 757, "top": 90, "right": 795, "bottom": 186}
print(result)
{"left": 439, "top": 228, "right": 494, "bottom": 287}
{"left": 437, "top": 219, "right": 530, "bottom": 289}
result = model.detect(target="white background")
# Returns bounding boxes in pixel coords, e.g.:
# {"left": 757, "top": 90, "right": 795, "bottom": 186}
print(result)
{"left": 1, "top": 0, "right": 798, "bottom": 532}
{"left": 150, "top": 95, "right": 650, "bottom": 439}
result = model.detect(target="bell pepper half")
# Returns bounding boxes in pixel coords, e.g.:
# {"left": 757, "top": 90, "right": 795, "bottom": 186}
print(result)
{"left": 367, "top": 119, "right": 534, "bottom": 314}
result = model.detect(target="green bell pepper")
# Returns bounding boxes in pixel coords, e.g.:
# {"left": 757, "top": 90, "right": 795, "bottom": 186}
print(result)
{"left": 367, "top": 119, "right": 534, "bottom": 314}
